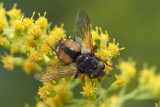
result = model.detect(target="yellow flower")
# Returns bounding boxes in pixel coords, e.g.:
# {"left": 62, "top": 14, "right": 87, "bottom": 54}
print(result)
{"left": 96, "top": 49, "right": 111, "bottom": 61}
{"left": 23, "top": 17, "right": 34, "bottom": 31}
{"left": 92, "top": 27, "right": 100, "bottom": 40}
{"left": 119, "top": 60, "right": 136, "bottom": 79}
{"left": 99, "top": 103, "right": 109, "bottom": 107}
{"left": 0, "top": 36, "right": 10, "bottom": 48}
{"left": 42, "top": 81, "right": 55, "bottom": 86}
{"left": 35, "top": 12, "right": 48, "bottom": 29}
{"left": 92, "top": 27, "right": 100, "bottom": 46}
{"left": 38, "top": 86, "right": 50, "bottom": 99}
{"left": 0, "top": 3, "right": 6, "bottom": 18}
{"left": 0, "top": 36, "right": 5, "bottom": 46}
{"left": 23, "top": 60, "right": 34, "bottom": 73}
{"left": 152, "top": 75, "right": 160, "bottom": 97}
{"left": 105, "top": 61, "right": 113, "bottom": 73}
{"left": 51, "top": 24, "right": 66, "bottom": 41}
{"left": 99, "top": 28, "right": 109, "bottom": 49}
{"left": 81, "top": 82, "right": 97, "bottom": 97}
{"left": 28, "top": 48, "right": 41, "bottom": 62}
{"left": 13, "top": 19, "right": 24, "bottom": 33}
{"left": 106, "top": 95, "right": 120, "bottom": 107}
{"left": 0, "top": 20, "right": 5, "bottom": 34}
{"left": 53, "top": 82, "right": 72, "bottom": 102}
{"left": 155, "top": 102, "right": 160, "bottom": 107}
{"left": 29, "top": 25, "right": 42, "bottom": 39}
{"left": 115, "top": 75, "right": 126, "bottom": 86}
{"left": 139, "top": 66, "right": 160, "bottom": 97}
{"left": 10, "top": 39, "right": 22, "bottom": 54}
{"left": 83, "top": 103, "right": 96, "bottom": 107}
{"left": 139, "top": 67, "right": 155, "bottom": 86}
{"left": 44, "top": 96, "right": 62, "bottom": 107}
{"left": 7, "top": 3, "right": 22, "bottom": 19}
{"left": 108, "top": 39, "right": 124, "bottom": 57}
{"left": 1, "top": 54, "right": 14, "bottom": 71}
{"left": 36, "top": 102, "right": 47, "bottom": 107}
{"left": 23, "top": 12, "right": 35, "bottom": 31}
{"left": 0, "top": 3, "right": 8, "bottom": 27}
{"left": 24, "top": 36, "right": 35, "bottom": 49}
{"left": 42, "top": 36, "right": 55, "bottom": 55}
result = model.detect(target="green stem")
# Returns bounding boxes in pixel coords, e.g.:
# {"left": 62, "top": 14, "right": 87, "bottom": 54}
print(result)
{"left": 96, "top": 86, "right": 112, "bottom": 102}
{"left": 70, "top": 79, "right": 80, "bottom": 89}
{"left": 118, "top": 88, "right": 139, "bottom": 107}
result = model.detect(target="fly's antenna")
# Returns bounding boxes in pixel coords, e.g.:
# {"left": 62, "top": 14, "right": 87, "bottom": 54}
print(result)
{"left": 97, "top": 58, "right": 118, "bottom": 69}
{"left": 46, "top": 42, "right": 56, "bottom": 52}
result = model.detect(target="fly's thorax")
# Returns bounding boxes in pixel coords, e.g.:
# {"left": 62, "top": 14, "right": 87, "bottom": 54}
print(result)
{"left": 56, "top": 39, "right": 81, "bottom": 64}
{"left": 76, "top": 55, "right": 98, "bottom": 74}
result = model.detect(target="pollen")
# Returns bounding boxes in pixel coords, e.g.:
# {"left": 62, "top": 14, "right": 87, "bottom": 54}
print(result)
{"left": 38, "top": 86, "right": 50, "bottom": 99}
{"left": 36, "top": 12, "right": 48, "bottom": 29}
{"left": 7, "top": 3, "right": 21, "bottom": 19}
{"left": 81, "top": 82, "right": 97, "bottom": 97}
{"left": 29, "top": 25, "right": 42, "bottom": 39}
{"left": 115, "top": 75, "right": 126, "bottom": 86}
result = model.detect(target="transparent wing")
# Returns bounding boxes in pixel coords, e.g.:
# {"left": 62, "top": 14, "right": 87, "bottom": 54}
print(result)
{"left": 74, "top": 9, "right": 93, "bottom": 54}
{"left": 34, "top": 63, "right": 77, "bottom": 81}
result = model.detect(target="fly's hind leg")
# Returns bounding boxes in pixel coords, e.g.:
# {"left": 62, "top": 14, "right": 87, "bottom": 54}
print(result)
{"left": 74, "top": 71, "right": 81, "bottom": 79}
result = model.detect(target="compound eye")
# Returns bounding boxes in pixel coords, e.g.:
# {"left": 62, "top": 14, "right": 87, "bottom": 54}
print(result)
{"left": 101, "top": 63, "right": 105, "bottom": 70}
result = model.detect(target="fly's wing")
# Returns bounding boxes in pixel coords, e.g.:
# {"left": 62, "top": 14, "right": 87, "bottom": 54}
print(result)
{"left": 74, "top": 9, "right": 93, "bottom": 54}
{"left": 34, "top": 63, "right": 77, "bottom": 81}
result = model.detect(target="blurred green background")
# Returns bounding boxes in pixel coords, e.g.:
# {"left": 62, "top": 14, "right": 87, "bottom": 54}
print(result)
{"left": 0, "top": 0, "right": 160, "bottom": 107}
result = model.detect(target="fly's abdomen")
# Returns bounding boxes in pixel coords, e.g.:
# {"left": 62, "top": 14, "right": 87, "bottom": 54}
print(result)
{"left": 56, "top": 39, "right": 81, "bottom": 64}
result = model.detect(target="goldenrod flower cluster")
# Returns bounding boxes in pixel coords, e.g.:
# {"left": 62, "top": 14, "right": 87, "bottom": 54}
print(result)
{"left": 0, "top": 3, "right": 159, "bottom": 107}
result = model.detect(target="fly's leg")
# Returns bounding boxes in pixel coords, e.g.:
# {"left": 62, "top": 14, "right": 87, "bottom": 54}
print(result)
{"left": 74, "top": 71, "right": 81, "bottom": 79}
